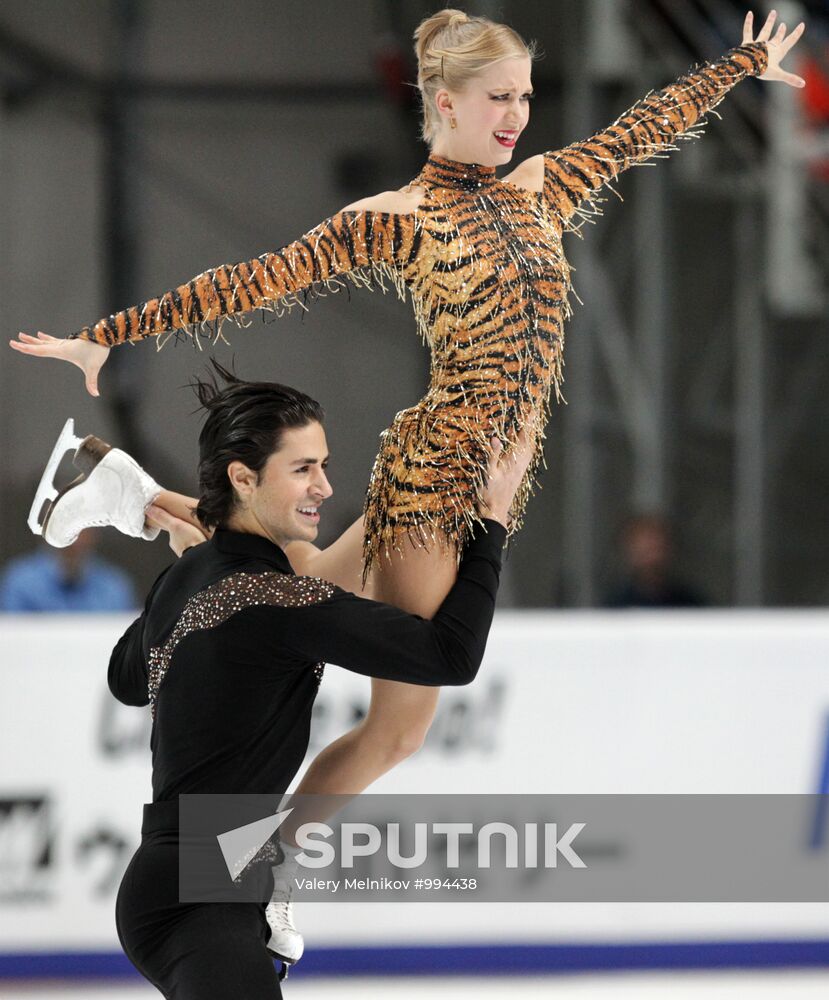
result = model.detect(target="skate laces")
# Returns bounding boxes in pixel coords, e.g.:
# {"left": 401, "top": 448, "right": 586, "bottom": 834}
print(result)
{"left": 266, "top": 899, "right": 297, "bottom": 933}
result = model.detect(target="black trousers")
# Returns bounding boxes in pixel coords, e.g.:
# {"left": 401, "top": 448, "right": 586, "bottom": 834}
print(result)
{"left": 116, "top": 803, "right": 283, "bottom": 999}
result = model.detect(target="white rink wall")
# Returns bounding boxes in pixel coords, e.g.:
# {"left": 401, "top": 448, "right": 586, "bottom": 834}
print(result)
{"left": 1, "top": 611, "right": 828, "bottom": 963}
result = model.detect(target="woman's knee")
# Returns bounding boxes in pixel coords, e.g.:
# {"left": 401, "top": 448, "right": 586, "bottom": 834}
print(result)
{"left": 358, "top": 702, "right": 437, "bottom": 764}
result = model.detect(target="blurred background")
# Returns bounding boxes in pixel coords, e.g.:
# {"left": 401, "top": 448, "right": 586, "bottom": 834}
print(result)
{"left": 0, "top": 0, "right": 828, "bottom": 996}
{"left": 0, "top": 0, "right": 826, "bottom": 609}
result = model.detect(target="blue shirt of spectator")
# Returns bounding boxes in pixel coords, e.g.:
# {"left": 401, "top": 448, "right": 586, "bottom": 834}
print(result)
{"left": 0, "top": 549, "right": 135, "bottom": 612}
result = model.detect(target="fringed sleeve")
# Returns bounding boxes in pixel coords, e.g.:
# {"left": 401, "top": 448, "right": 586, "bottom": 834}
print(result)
{"left": 68, "top": 211, "right": 420, "bottom": 347}
{"left": 543, "top": 42, "right": 767, "bottom": 230}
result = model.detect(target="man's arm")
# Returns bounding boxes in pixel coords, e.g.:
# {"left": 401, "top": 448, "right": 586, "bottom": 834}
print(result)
{"left": 108, "top": 567, "right": 170, "bottom": 706}
{"left": 108, "top": 617, "right": 149, "bottom": 706}
{"left": 263, "top": 518, "right": 507, "bottom": 687}
{"left": 266, "top": 432, "right": 529, "bottom": 684}
{"left": 139, "top": 433, "right": 529, "bottom": 691}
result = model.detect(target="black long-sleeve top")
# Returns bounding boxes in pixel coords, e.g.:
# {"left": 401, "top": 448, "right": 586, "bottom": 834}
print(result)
{"left": 108, "top": 521, "right": 506, "bottom": 801}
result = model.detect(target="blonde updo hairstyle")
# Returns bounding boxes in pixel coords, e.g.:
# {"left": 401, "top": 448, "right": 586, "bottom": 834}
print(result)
{"left": 415, "top": 8, "right": 537, "bottom": 145}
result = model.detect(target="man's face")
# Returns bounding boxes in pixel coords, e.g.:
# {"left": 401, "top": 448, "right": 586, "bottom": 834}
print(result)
{"left": 244, "top": 421, "right": 333, "bottom": 548}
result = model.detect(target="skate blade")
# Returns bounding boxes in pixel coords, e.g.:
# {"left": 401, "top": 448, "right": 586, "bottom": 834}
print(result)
{"left": 27, "top": 419, "right": 83, "bottom": 536}
{"left": 266, "top": 944, "right": 300, "bottom": 973}
{"left": 266, "top": 954, "right": 293, "bottom": 982}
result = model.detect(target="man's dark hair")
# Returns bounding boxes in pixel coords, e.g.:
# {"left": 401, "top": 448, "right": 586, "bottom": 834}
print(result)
{"left": 192, "top": 360, "right": 325, "bottom": 529}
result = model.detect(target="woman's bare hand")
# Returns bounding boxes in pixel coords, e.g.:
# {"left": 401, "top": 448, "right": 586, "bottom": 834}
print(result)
{"left": 743, "top": 10, "right": 806, "bottom": 88}
{"left": 478, "top": 427, "right": 536, "bottom": 528}
{"left": 9, "top": 332, "right": 109, "bottom": 396}
{"left": 145, "top": 504, "right": 209, "bottom": 558}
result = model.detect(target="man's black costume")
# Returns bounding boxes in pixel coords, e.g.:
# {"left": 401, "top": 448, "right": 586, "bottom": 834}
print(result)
{"left": 109, "top": 521, "right": 506, "bottom": 998}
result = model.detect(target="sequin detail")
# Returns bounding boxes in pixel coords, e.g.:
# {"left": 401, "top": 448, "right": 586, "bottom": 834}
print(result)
{"left": 70, "top": 45, "right": 767, "bottom": 583}
{"left": 232, "top": 837, "right": 281, "bottom": 885}
{"left": 148, "top": 572, "right": 334, "bottom": 719}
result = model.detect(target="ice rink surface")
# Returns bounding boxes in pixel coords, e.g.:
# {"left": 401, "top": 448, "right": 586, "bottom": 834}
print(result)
{"left": 5, "top": 971, "right": 829, "bottom": 999}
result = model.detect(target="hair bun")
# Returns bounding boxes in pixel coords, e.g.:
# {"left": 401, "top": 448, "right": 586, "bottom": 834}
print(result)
{"left": 443, "top": 10, "right": 469, "bottom": 29}
{"left": 414, "top": 8, "right": 469, "bottom": 65}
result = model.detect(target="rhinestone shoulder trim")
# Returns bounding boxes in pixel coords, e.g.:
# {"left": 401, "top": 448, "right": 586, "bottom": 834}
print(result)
{"left": 148, "top": 571, "right": 335, "bottom": 718}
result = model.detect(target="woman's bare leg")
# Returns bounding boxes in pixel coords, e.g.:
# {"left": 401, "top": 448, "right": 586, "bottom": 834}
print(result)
{"left": 281, "top": 537, "right": 457, "bottom": 842}
{"left": 284, "top": 518, "right": 369, "bottom": 595}
{"left": 153, "top": 490, "right": 204, "bottom": 531}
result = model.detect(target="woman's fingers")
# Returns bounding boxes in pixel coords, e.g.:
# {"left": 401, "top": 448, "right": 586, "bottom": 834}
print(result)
{"left": 9, "top": 339, "right": 56, "bottom": 355}
{"left": 146, "top": 504, "right": 182, "bottom": 531}
{"left": 779, "top": 21, "right": 805, "bottom": 56}
{"left": 144, "top": 504, "right": 168, "bottom": 529}
{"left": 85, "top": 368, "right": 100, "bottom": 397}
{"left": 10, "top": 334, "right": 105, "bottom": 395}
{"left": 776, "top": 69, "right": 806, "bottom": 88}
{"left": 759, "top": 18, "right": 807, "bottom": 88}
{"left": 11, "top": 332, "right": 64, "bottom": 355}
{"left": 742, "top": 11, "right": 753, "bottom": 45}
{"left": 757, "top": 9, "right": 777, "bottom": 43}
{"left": 146, "top": 505, "right": 206, "bottom": 556}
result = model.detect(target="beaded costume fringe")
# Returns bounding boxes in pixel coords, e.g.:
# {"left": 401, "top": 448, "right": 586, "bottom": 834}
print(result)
{"left": 150, "top": 257, "right": 413, "bottom": 353}
{"left": 547, "top": 47, "right": 767, "bottom": 237}
{"left": 69, "top": 42, "right": 767, "bottom": 581}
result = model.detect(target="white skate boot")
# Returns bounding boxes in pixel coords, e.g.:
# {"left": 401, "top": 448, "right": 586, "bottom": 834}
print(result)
{"left": 265, "top": 878, "right": 304, "bottom": 968}
{"left": 29, "top": 419, "right": 162, "bottom": 548}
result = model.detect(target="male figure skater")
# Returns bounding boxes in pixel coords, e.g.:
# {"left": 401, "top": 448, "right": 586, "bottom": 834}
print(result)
{"left": 102, "top": 367, "right": 529, "bottom": 998}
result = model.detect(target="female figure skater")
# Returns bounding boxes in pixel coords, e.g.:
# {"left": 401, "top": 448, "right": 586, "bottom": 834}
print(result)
{"left": 9, "top": 4, "right": 805, "bottom": 956}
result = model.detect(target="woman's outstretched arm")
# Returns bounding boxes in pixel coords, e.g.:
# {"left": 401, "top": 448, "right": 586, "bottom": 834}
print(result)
{"left": 10, "top": 197, "right": 420, "bottom": 392}
{"left": 539, "top": 11, "right": 804, "bottom": 228}
{"left": 69, "top": 210, "right": 418, "bottom": 347}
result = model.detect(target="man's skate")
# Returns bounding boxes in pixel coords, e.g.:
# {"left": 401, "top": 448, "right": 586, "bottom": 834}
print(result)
{"left": 265, "top": 875, "right": 304, "bottom": 979}
{"left": 29, "top": 419, "right": 162, "bottom": 548}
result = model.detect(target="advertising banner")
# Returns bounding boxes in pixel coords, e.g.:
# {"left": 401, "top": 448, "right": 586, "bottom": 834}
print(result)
{"left": 1, "top": 612, "right": 828, "bottom": 955}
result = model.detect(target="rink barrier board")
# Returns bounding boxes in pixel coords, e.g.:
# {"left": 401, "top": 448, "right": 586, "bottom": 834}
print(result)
{"left": 3, "top": 613, "right": 829, "bottom": 963}
{"left": 2, "top": 940, "right": 829, "bottom": 979}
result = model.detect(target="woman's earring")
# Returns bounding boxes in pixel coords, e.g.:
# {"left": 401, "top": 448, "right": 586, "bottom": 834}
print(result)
{"left": 450, "top": 115, "right": 457, "bottom": 130}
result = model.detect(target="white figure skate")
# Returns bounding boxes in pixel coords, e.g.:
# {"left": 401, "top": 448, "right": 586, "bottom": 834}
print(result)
{"left": 29, "top": 419, "right": 162, "bottom": 548}
{"left": 265, "top": 881, "right": 304, "bottom": 970}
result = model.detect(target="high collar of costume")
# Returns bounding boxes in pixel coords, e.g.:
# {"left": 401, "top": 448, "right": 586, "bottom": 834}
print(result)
{"left": 211, "top": 528, "right": 294, "bottom": 575}
{"left": 419, "top": 154, "right": 498, "bottom": 193}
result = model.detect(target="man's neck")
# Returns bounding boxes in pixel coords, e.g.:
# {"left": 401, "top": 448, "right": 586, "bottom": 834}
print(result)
{"left": 223, "top": 512, "right": 287, "bottom": 551}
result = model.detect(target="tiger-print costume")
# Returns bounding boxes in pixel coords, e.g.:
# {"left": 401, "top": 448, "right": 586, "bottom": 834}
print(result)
{"left": 69, "top": 43, "right": 767, "bottom": 577}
